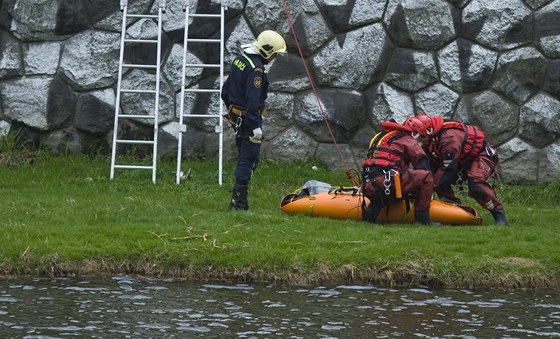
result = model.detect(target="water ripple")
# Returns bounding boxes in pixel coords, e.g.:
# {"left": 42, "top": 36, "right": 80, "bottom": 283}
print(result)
{"left": 0, "top": 278, "right": 557, "bottom": 337}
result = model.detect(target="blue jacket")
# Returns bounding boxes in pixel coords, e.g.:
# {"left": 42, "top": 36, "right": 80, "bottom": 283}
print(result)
{"left": 221, "top": 52, "right": 269, "bottom": 131}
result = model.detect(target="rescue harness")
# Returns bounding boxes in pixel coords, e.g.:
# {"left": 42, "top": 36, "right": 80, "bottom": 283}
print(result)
{"left": 362, "top": 128, "right": 409, "bottom": 199}
{"left": 430, "top": 121, "right": 486, "bottom": 164}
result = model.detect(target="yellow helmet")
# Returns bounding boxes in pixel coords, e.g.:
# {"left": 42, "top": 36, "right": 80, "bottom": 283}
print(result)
{"left": 252, "top": 30, "right": 287, "bottom": 59}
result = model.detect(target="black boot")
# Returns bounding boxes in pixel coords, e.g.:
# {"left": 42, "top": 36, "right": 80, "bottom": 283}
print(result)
{"left": 491, "top": 207, "right": 508, "bottom": 226}
{"left": 362, "top": 204, "right": 382, "bottom": 223}
{"left": 229, "top": 185, "right": 249, "bottom": 211}
{"left": 414, "top": 210, "right": 442, "bottom": 227}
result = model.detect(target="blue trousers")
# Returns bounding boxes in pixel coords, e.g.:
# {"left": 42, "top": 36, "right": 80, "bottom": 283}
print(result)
{"left": 234, "top": 137, "right": 261, "bottom": 186}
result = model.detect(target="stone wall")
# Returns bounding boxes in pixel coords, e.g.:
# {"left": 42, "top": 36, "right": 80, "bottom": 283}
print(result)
{"left": 0, "top": 0, "right": 559, "bottom": 183}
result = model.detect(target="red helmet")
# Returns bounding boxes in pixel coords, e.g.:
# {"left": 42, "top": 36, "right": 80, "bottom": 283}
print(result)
{"left": 416, "top": 114, "right": 434, "bottom": 135}
{"left": 430, "top": 116, "right": 444, "bottom": 134}
{"left": 403, "top": 117, "right": 428, "bottom": 139}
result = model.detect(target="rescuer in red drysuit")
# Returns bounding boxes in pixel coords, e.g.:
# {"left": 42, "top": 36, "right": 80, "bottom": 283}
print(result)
{"left": 416, "top": 114, "right": 508, "bottom": 226}
{"left": 361, "top": 118, "right": 440, "bottom": 226}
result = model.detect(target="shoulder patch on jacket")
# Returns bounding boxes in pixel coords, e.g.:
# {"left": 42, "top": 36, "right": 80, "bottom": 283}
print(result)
{"left": 253, "top": 76, "right": 262, "bottom": 88}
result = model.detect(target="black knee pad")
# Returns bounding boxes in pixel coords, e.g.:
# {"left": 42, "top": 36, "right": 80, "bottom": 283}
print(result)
{"left": 467, "top": 178, "right": 488, "bottom": 201}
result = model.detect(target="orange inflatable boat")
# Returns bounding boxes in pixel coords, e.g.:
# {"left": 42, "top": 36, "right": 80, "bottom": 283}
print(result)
{"left": 280, "top": 181, "right": 482, "bottom": 225}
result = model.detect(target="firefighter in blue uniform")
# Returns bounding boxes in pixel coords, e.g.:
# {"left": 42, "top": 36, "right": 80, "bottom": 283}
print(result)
{"left": 221, "top": 30, "right": 287, "bottom": 210}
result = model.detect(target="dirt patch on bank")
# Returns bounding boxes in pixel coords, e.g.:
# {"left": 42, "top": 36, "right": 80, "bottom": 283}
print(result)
{"left": 495, "top": 257, "right": 541, "bottom": 268}
{"left": 0, "top": 151, "right": 35, "bottom": 166}
{"left": 1, "top": 258, "right": 557, "bottom": 291}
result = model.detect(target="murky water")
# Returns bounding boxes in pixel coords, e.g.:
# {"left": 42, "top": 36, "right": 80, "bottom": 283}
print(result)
{"left": 0, "top": 276, "right": 558, "bottom": 338}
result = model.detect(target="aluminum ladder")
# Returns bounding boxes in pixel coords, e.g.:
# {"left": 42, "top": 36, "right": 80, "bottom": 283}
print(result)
{"left": 110, "top": 0, "right": 166, "bottom": 184}
{"left": 175, "top": 0, "right": 226, "bottom": 185}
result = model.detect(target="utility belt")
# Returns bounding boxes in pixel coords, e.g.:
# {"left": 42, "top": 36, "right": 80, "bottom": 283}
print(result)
{"left": 224, "top": 107, "right": 243, "bottom": 136}
{"left": 225, "top": 105, "right": 267, "bottom": 119}
{"left": 228, "top": 105, "right": 245, "bottom": 117}
{"left": 223, "top": 105, "right": 267, "bottom": 138}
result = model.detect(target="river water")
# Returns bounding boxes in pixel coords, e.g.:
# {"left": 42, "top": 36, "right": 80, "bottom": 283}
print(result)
{"left": 1, "top": 276, "right": 558, "bottom": 338}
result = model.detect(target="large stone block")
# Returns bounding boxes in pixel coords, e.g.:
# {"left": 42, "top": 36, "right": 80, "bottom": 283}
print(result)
{"left": 0, "top": 30, "right": 23, "bottom": 79}
{"left": 519, "top": 93, "right": 560, "bottom": 148}
{"left": 492, "top": 47, "right": 548, "bottom": 105}
{"left": 385, "top": 48, "right": 438, "bottom": 92}
{"left": 455, "top": 91, "right": 518, "bottom": 145}
{"left": 498, "top": 137, "right": 539, "bottom": 184}
{"left": 462, "top": 0, "right": 533, "bottom": 50}
{"left": 366, "top": 83, "right": 414, "bottom": 126}
{"left": 59, "top": 30, "right": 120, "bottom": 90}
{"left": 384, "top": 0, "right": 455, "bottom": 49}
{"left": 535, "top": 0, "right": 560, "bottom": 58}
{"left": 294, "top": 89, "right": 365, "bottom": 143}
{"left": 438, "top": 39, "right": 497, "bottom": 93}
{"left": 312, "top": 24, "right": 386, "bottom": 89}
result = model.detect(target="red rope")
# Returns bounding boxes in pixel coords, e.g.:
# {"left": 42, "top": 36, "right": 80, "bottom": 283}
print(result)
{"left": 280, "top": 0, "right": 360, "bottom": 187}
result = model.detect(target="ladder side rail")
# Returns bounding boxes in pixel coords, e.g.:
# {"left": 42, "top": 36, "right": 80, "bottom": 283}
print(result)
{"left": 151, "top": 4, "right": 164, "bottom": 184}
{"left": 176, "top": 1, "right": 192, "bottom": 184}
{"left": 217, "top": 5, "right": 226, "bottom": 186}
{"left": 110, "top": 4, "right": 129, "bottom": 180}
{"left": 176, "top": 0, "right": 226, "bottom": 185}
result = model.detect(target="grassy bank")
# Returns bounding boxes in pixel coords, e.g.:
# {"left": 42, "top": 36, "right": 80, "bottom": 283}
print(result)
{"left": 0, "top": 149, "right": 559, "bottom": 291}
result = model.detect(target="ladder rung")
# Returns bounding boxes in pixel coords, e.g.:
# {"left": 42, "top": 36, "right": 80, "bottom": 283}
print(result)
{"left": 187, "top": 13, "right": 222, "bottom": 18}
{"left": 111, "top": 4, "right": 169, "bottom": 182}
{"left": 124, "top": 38, "right": 158, "bottom": 44}
{"left": 127, "top": 14, "right": 159, "bottom": 19}
{"left": 185, "top": 63, "right": 220, "bottom": 68}
{"left": 187, "top": 38, "right": 221, "bottom": 43}
{"left": 120, "top": 89, "right": 157, "bottom": 94}
{"left": 122, "top": 64, "right": 157, "bottom": 69}
{"left": 185, "top": 88, "right": 220, "bottom": 93}
{"left": 117, "top": 114, "right": 156, "bottom": 119}
{"left": 113, "top": 165, "right": 154, "bottom": 170}
{"left": 181, "top": 114, "right": 222, "bottom": 118}
{"left": 116, "top": 139, "right": 155, "bottom": 145}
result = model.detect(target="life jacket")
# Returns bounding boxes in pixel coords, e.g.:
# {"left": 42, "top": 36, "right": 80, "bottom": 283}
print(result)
{"left": 431, "top": 121, "right": 486, "bottom": 163}
{"left": 363, "top": 128, "right": 409, "bottom": 171}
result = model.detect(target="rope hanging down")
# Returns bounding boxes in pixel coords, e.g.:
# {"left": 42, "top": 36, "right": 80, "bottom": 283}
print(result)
{"left": 280, "top": 0, "right": 360, "bottom": 187}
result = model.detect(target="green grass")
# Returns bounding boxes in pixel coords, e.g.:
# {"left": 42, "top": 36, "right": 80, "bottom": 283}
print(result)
{"left": 0, "top": 150, "right": 559, "bottom": 290}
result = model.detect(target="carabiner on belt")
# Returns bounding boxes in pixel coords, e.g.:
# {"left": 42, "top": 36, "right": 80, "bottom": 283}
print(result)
{"left": 234, "top": 116, "right": 242, "bottom": 138}
{"left": 383, "top": 169, "right": 398, "bottom": 195}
